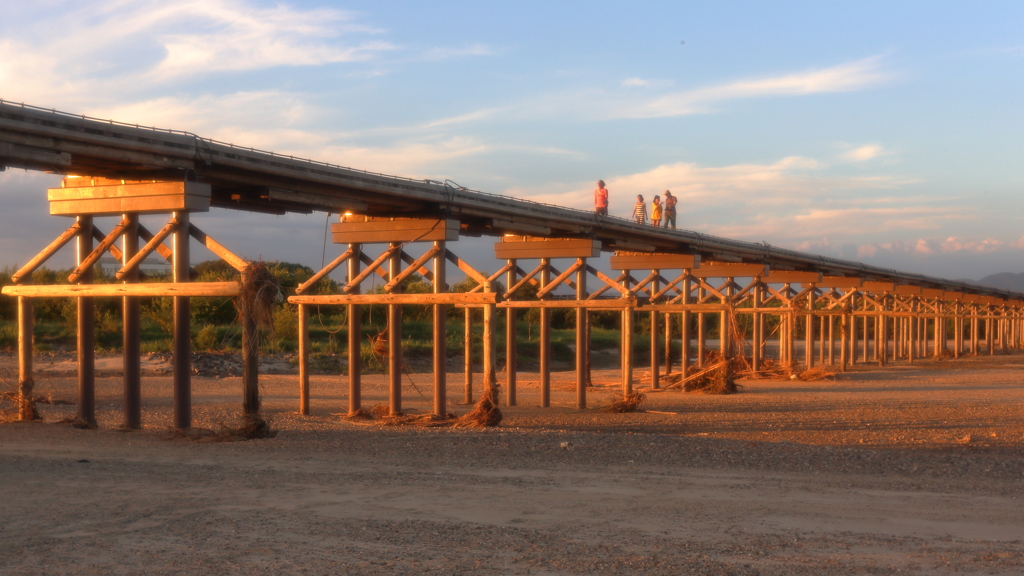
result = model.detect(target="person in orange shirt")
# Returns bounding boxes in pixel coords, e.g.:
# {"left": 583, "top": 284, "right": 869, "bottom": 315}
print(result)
{"left": 594, "top": 180, "right": 609, "bottom": 216}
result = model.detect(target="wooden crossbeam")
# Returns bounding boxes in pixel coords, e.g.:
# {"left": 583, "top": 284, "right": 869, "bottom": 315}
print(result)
{"left": 546, "top": 263, "right": 577, "bottom": 292}
{"left": 586, "top": 265, "right": 629, "bottom": 296}
{"left": 117, "top": 219, "right": 178, "bottom": 280}
{"left": 290, "top": 292, "right": 496, "bottom": 306}
{"left": 498, "top": 298, "right": 635, "bottom": 309}
{"left": 137, "top": 222, "right": 176, "bottom": 264}
{"left": 189, "top": 224, "right": 248, "bottom": 272}
{"left": 91, "top": 225, "right": 123, "bottom": 261}
{"left": 11, "top": 222, "right": 81, "bottom": 283}
{"left": 469, "top": 263, "right": 514, "bottom": 293}
{"left": 359, "top": 252, "right": 390, "bottom": 281}
{"left": 295, "top": 247, "right": 354, "bottom": 295}
{"left": 69, "top": 218, "right": 130, "bottom": 283}
{"left": 446, "top": 249, "right": 487, "bottom": 284}
{"left": 347, "top": 247, "right": 397, "bottom": 292}
{"left": 505, "top": 262, "right": 545, "bottom": 298}
{"left": 650, "top": 272, "right": 686, "bottom": 301}
{"left": 536, "top": 259, "right": 584, "bottom": 298}
{"left": 401, "top": 250, "right": 435, "bottom": 284}
{"left": 385, "top": 246, "right": 441, "bottom": 292}
{"left": 2, "top": 282, "right": 239, "bottom": 298}
{"left": 589, "top": 268, "right": 626, "bottom": 297}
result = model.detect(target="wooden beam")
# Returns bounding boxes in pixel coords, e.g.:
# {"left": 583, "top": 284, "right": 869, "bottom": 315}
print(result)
{"left": 690, "top": 263, "right": 768, "bottom": 278}
{"left": 11, "top": 222, "right": 81, "bottom": 283}
{"left": 535, "top": 259, "right": 585, "bottom": 298}
{"left": 490, "top": 219, "right": 551, "bottom": 236}
{"left": 189, "top": 224, "right": 248, "bottom": 272}
{"left": 2, "top": 282, "right": 239, "bottom": 298}
{"left": 894, "top": 285, "right": 923, "bottom": 296}
{"left": 586, "top": 265, "right": 630, "bottom": 296}
{"left": 68, "top": 219, "right": 130, "bottom": 283}
{"left": 495, "top": 237, "right": 600, "bottom": 260}
{"left": 295, "top": 248, "right": 354, "bottom": 295}
{"left": 609, "top": 252, "right": 700, "bottom": 271}
{"left": 505, "top": 262, "right": 545, "bottom": 298}
{"left": 862, "top": 281, "right": 896, "bottom": 293}
{"left": 446, "top": 249, "right": 488, "bottom": 284}
{"left": 117, "top": 220, "right": 178, "bottom": 280}
{"left": 497, "top": 298, "right": 636, "bottom": 309}
{"left": 91, "top": 225, "right": 123, "bottom": 262}
{"left": 49, "top": 180, "right": 211, "bottom": 216}
{"left": 136, "top": 222, "right": 176, "bottom": 263}
{"left": 267, "top": 187, "right": 367, "bottom": 213}
{"left": 383, "top": 246, "right": 441, "bottom": 292}
{"left": 332, "top": 217, "right": 459, "bottom": 244}
{"left": 805, "top": 276, "right": 862, "bottom": 289}
{"left": 764, "top": 271, "right": 821, "bottom": 284}
{"left": 290, "top": 292, "right": 498, "bottom": 305}
{"left": 346, "top": 246, "right": 398, "bottom": 291}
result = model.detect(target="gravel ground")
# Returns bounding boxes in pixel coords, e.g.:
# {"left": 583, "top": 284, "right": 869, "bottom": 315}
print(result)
{"left": 2, "top": 352, "right": 1024, "bottom": 574}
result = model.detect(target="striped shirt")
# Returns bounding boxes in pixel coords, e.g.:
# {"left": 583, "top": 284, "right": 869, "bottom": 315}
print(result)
{"left": 633, "top": 201, "right": 647, "bottom": 224}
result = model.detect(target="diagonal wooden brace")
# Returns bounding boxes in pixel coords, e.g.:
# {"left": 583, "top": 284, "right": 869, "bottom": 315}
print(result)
{"left": 536, "top": 259, "right": 584, "bottom": 299}
{"left": 384, "top": 246, "right": 441, "bottom": 292}
{"left": 12, "top": 222, "right": 81, "bottom": 283}
{"left": 117, "top": 219, "right": 178, "bottom": 280}
{"left": 91, "top": 225, "right": 124, "bottom": 261}
{"left": 347, "top": 246, "right": 397, "bottom": 292}
{"left": 189, "top": 224, "right": 248, "bottom": 272}
{"left": 69, "top": 218, "right": 130, "bottom": 283}
{"left": 295, "top": 247, "right": 354, "bottom": 295}
{"left": 505, "top": 262, "right": 546, "bottom": 298}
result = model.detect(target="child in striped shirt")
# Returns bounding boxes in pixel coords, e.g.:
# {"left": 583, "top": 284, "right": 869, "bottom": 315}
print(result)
{"left": 633, "top": 195, "right": 648, "bottom": 224}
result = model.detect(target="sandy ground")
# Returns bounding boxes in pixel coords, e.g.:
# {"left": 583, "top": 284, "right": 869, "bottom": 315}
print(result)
{"left": 2, "top": 353, "right": 1024, "bottom": 575}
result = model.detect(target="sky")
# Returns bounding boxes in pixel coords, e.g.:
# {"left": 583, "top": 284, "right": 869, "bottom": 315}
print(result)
{"left": 1, "top": 0, "right": 1023, "bottom": 281}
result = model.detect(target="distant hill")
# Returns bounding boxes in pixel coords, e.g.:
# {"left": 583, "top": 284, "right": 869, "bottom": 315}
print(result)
{"left": 977, "top": 271, "right": 1024, "bottom": 291}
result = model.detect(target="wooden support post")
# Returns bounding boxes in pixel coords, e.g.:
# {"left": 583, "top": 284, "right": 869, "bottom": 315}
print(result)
{"left": 722, "top": 279, "right": 733, "bottom": 363}
{"left": 828, "top": 313, "right": 835, "bottom": 365}
{"left": 298, "top": 303, "right": 310, "bottom": 415}
{"left": 839, "top": 305, "right": 848, "bottom": 373}
{"left": 434, "top": 242, "right": 448, "bottom": 416}
{"left": 697, "top": 285, "right": 706, "bottom": 368}
{"left": 122, "top": 214, "right": 141, "bottom": 429}
{"left": 954, "top": 301, "right": 962, "bottom": 359}
{"left": 849, "top": 293, "right": 858, "bottom": 365}
{"left": 971, "top": 306, "right": 979, "bottom": 356}
{"left": 17, "top": 293, "right": 34, "bottom": 421}
{"left": 650, "top": 272, "right": 660, "bottom": 389}
{"left": 464, "top": 307, "right": 473, "bottom": 404}
{"left": 862, "top": 314, "right": 869, "bottom": 363}
{"left": 76, "top": 215, "right": 97, "bottom": 427}
{"left": 752, "top": 282, "right": 762, "bottom": 372}
{"left": 907, "top": 299, "right": 916, "bottom": 364}
{"left": 880, "top": 295, "right": 889, "bottom": 366}
{"left": 987, "top": 310, "right": 995, "bottom": 356}
{"left": 505, "top": 258, "right": 517, "bottom": 407}
{"left": 806, "top": 288, "right": 815, "bottom": 369}
{"left": 388, "top": 243, "right": 402, "bottom": 415}
{"left": 240, "top": 266, "right": 259, "bottom": 416}
{"left": 786, "top": 288, "right": 796, "bottom": 368}
{"left": 664, "top": 306, "right": 673, "bottom": 375}
{"left": 483, "top": 276, "right": 498, "bottom": 402}
{"left": 576, "top": 259, "right": 588, "bottom": 408}
{"left": 348, "top": 245, "right": 362, "bottom": 414}
{"left": 681, "top": 276, "right": 692, "bottom": 379}
{"left": 539, "top": 259, "right": 551, "bottom": 407}
{"left": 818, "top": 315, "right": 826, "bottom": 366}
{"left": 171, "top": 212, "right": 191, "bottom": 429}
{"left": 622, "top": 300, "right": 634, "bottom": 397}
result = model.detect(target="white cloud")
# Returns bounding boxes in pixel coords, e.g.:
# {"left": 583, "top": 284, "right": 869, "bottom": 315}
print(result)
{"left": 628, "top": 57, "right": 890, "bottom": 118}
{"left": 420, "top": 43, "right": 495, "bottom": 61}
{"left": 842, "top": 144, "right": 885, "bottom": 162}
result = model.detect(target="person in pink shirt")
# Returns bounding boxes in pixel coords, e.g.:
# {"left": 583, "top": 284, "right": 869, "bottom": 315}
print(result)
{"left": 594, "top": 180, "right": 608, "bottom": 216}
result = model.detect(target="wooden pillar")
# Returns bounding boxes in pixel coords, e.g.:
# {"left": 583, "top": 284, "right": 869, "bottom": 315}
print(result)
{"left": 297, "top": 303, "right": 310, "bottom": 415}
{"left": 76, "top": 215, "right": 97, "bottom": 426}
{"left": 849, "top": 293, "right": 857, "bottom": 365}
{"left": 505, "top": 258, "right": 516, "bottom": 407}
{"left": 434, "top": 242, "right": 447, "bottom": 416}
{"left": 818, "top": 315, "right": 826, "bottom": 366}
{"left": 121, "top": 214, "right": 141, "bottom": 429}
{"left": 861, "top": 313, "right": 869, "bottom": 363}
{"left": 347, "top": 245, "right": 362, "bottom": 414}
{"left": 805, "top": 288, "right": 815, "bottom": 369}
{"left": 907, "top": 299, "right": 916, "bottom": 364}
{"left": 664, "top": 305, "right": 673, "bottom": 375}
{"left": 987, "top": 308, "right": 995, "bottom": 356}
{"left": 171, "top": 212, "right": 191, "bottom": 429}
{"left": 697, "top": 285, "right": 706, "bottom": 368}
{"left": 971, "top": 306, "right": 979, "bottom": 356}
{"left": 650, "top": 271, "right": 659, "bottom": 389}
{"left": 240, "top": 266, "right": 259, "bottom": 416}
{"left": 539, "top": 259, "right": 551, "bottom": 407}
{"left": 954, "top": 301, "right": 962, "bottom": 359}
{"left": 721, "top": 278, "right": 733, "bottom": 362}
{"left": 786, "top": 287, "right": 796, "bottom": 368}
{"left": 828, "top": 313, "right": 835, "bottom": 366}
{"left": 622, "top": 301, "right": 634, "bottom": 396}
{"left": 388, "top": 244, "right": 402, "bottom": 415}
{"left": 752, "top": 282, "right": 762, "bottom": 372}
{"left": 464, "top": 307, "right": 473, "bottom": 403}
{"left": 17, "top": 293, "right": 34, "bottom": 421}
{"left": 482, "top": 277, "right": 497, "bottom": 401}
{"left": 878, "top": 295, "right": 888, "bottom": 366}
{"left": 681, "top": 275, "right": 692, "bottom": 379}
{"left": 839, "top": 305, "right": 848, "bottom": 372}
{"left": 576, "top": 260, "right": 588, "bottom": 408}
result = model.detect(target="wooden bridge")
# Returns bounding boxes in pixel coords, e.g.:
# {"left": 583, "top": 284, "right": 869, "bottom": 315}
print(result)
{"left": 2, "top": 100, "right": 1022, "bottom": 428}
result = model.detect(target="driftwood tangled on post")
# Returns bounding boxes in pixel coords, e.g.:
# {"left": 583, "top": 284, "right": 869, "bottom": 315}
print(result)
{"left": 236, "top": 261, "right": 279, "bottom": 427}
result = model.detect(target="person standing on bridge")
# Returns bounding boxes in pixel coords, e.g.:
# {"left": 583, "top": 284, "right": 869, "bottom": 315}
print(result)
{"left": 651, "top": 195, "right": 663, "bottom": 227}
{"left": 663, "top": 190, "right": 677, "bottom": 229}
{"left": 633, "top": 195, "right": 648, "bottom": 224}
{"left": 594, "top": 180, "right": 609, "bottom": 216}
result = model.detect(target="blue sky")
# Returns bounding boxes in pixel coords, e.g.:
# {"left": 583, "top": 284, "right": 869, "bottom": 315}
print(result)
{"left": 1, "top": 0, "right": 1023, "bottom": 279}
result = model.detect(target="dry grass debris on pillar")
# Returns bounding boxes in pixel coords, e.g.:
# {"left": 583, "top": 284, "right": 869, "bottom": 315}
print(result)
{"left": 233, "top": 260, "right": 281, "bottom": 436}
{"left": 604, "top": 391, "right": 646, "bottom": 413}
{"left": 453, "top": 387, "right": 502, "bottom": 427}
